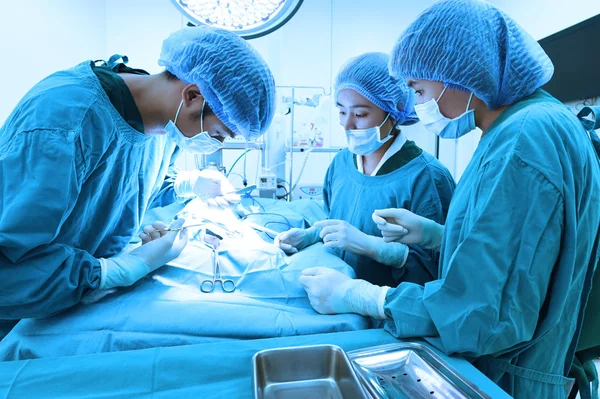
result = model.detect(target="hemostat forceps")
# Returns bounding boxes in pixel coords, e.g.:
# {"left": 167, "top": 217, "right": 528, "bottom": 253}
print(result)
{"left": 200, "top": 245, "right": 236, "bottom": 293}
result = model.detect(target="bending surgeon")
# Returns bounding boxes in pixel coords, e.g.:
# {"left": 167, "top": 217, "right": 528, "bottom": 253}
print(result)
{"left": 277, "top": 52, "right": 455, "bottom": 288}
{"left": 0, "top": 27, "right": 276, "bottom": 333}
{"left": 299, "top": 1, "right": 600, "bottom": 398}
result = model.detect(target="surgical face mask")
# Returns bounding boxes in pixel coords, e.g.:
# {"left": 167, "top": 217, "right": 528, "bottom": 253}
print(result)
{"left": 165, "top": 100, "right": 224, "bottom": 154}
{"left": 414, "top": 87, "right": 476, "bottom": 139}
{"left": 345, "top": 113, "right": 393, "bottom": 156}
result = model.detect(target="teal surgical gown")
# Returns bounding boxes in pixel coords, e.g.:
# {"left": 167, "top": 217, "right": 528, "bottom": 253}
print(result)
{"left": 384, "top": 90, "right": 600, "bottom": 398}
{"left": 0, "top": 61, "right": 179, "bottom": 320}
{"left": 324, "top": 140, "right": 456, "bottom": 287}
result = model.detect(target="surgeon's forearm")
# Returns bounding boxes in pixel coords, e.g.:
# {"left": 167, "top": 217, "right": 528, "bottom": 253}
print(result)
{"left": 383, "top": 283, "right": 438, "bottom": 338}
{"left": 149, "top": 174, "right": 179, "bottom": 208}
{"left": 305, "top": 226, "right": 322, "bottom": 246}
{"left": 364, "top": 236, "right": 409, "bottom": 267}
{"left": 336, "top": 279, "right": 390, "bottom": 320}
{"left": 422, "top": 220, "right": 444, "bottom": 251}
{"left": 0, "top": 249, "right": 101, "bottom": 319}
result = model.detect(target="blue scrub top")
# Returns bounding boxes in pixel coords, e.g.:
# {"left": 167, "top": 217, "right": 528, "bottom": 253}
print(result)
{"left": 324, "top": 141, "right": 456, "bottom": 287}
{"left": 0, "top": 62, "right": 179, "bottom": 320}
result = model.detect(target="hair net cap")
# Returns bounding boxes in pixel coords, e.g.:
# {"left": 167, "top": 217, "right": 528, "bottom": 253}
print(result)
{"left": 390, "top": 0, "right": 554, "bottom": 109}
{"left": 335, "top": 52, "right": 418, "bottom": 126}
{"left": 158, "top": 27, "right": 276, "bottom": 140}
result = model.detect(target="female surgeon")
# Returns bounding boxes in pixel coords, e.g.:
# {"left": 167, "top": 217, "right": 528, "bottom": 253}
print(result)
{"left": 278, "top": 52, "right": 455, "bottom": 288}
{"left": 299, "top": 1, "right": 600, "bottom": 398}
{"left": 0, "top": 27, "right": 276, "bottom": 332}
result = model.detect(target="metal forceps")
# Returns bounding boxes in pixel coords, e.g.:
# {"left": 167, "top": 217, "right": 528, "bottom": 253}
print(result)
{"left": 201, "top": 245, "right": 236, "bottom": 293}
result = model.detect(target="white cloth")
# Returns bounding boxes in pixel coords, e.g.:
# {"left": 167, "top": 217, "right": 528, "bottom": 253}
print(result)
{"left": 356, "top": 132, "right": 407, "bottom": 176}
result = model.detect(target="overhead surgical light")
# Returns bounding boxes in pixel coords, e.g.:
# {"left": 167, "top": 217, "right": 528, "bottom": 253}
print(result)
{"left": 170, "top": 0, "right": 304, "bottom": 39}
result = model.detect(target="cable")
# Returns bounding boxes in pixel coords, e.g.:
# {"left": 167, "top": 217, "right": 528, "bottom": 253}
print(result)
{"left": 228, "top": 172, "right": 246, "bottom": 182}
{"left": 255, "top": 146, "right": 261, "bottom": 185}
{"left": 242, "top": 212, "right": 292, "bottom": 229}
{"left": 265, "top": 221, "right": 292, "bottom": 232}
{"left": 291, "top": 149, "right": 311, "bottom": 193}
{"left": 276, "top": 184, "right": 289, "bottom": 200}
{"left": 243, "top": 140, "right": 248, "bottom": 185}
{"left": 278, "top": 179, "right": 291, "bottom": 191}
{"left": 226, "top": 149, "right": 252, "bottom": 178}
{"left": 264, "top": 221, "right": 293, "bottom": 240}
{"left": 263, "top": 149, "right": 314, "bottom": 172}
{"left": 264, "top": 232, "right": 275, "bottom": 240}
{"left": 242, "top": 206, "right": 292, "bottom": 240}
{"left": 241, "top": 193, "right": 266, "bottom": 212}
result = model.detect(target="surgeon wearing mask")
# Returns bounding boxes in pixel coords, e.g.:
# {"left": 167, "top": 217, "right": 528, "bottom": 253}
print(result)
{"left": 277, "top": 52, "right": 455, "bottom": 289}
{"left": 298, "top": 1, "right": 600, "bottom": 398}
{"left": 0, "top": 27, "right": 276, "bottom": 333}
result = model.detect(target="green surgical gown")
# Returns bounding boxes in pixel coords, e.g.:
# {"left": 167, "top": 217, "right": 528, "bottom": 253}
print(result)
{"left": 384, "top": 90, "right": 600, "bottom": 398}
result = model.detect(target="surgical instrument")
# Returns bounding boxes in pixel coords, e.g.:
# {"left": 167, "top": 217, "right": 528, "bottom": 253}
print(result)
{"left": 201, "top": 245, "right": 236, "bottom": 293}
{"left": 245, "top": 222, "right": 279, "bottom": 237}
{"left": 159, "top": 218, "right": 243, "bottom": 237}
{"left": 158, "top": 223, "right": 207, "bottom": 233}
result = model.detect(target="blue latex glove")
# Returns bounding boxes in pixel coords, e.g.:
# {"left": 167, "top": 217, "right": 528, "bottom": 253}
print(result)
{"left": 298, "top": 267, "right": 389, "bottom": 319}
{"left": 274, "top": 226, "right": 321, "bottom": 254}
{"left": 175, "top": 169, "right": 241, "bottom": 208}
{"left": 372, "top": 208, "right": 443, "bottom": 250}
{"left": 315, "top": 220, "right": 408, "bottom": 267}
{"left": 99, "top": 219, "right": 189, "bottom": 289}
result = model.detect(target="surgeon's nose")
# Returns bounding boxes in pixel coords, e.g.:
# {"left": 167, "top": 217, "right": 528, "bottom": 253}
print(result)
{"left": 342, "top": 118, "right": 356, "bottom": 131}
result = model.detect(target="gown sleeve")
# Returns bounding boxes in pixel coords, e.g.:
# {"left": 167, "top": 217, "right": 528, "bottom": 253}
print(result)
{"left": 0, "top": 129, "right": 101, "bottom": 319}
{"left": 384, "top": 155, "right": 563, "bottom": 357}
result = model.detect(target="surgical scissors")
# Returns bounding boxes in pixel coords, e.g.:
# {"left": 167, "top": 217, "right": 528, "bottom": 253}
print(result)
{"left": 201, "top": 246, "right": 236, "bottom": 293}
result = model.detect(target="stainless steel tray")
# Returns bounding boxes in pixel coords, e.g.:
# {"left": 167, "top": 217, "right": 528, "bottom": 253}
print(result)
{"left": 347, "top": 343, "right": 492, "bottom": 399}
{"left": 253, "top": 344, "right": 369, "bottom": 399}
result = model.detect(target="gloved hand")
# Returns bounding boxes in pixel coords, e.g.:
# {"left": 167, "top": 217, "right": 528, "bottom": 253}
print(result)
{"left": 139, "top": 221, "right": 169, "bottom": 244}
{"left": 314, "top": 220, "right": 408, "bottom": 267}
{"left": 298, "top": 267, "right": 389, "bottom": 319}
{"left": 372, "top": 208, "right": 444, "bottom": 250}
{"left": 174, "top": 169, "right": 241, "bottom": 208}
{"left": 314, "top": 220, "right": 370, "bottom": 254}
{"left": 274, "top": 226, "right": 321, "bottom": 254}
{"left": 99, "top": 219, "right": 189, "bottom": 289}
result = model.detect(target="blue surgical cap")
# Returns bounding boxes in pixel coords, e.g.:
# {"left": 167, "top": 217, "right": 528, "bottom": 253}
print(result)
{"left": 390, "top": 0, "right": 554, "bottom": 109}
{"left": 158, "top": 27, "right": 276, "bottom": 140}
{"left": 335, "top": 52, "right": 418, "bottom": 126}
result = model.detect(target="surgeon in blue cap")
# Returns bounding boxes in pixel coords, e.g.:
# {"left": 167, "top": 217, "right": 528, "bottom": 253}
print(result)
{"left": 0, "top": 26, "right": 276, "bottom": 328}
{"left": 277, "top": 52, "right": 455, "bottom": 289}
{"left": 297, "top": 1, "right": 600, "bottom": 398}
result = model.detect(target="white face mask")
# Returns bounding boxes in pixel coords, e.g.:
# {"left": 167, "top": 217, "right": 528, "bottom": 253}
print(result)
{"left": 414, "top": 87, "right": 475, "bottom": 139}
{"left": 345, "top": 113, "right": 393, "bottom": 156}
{"left": 164, "top": 100, "right": 224, "bottom": 154}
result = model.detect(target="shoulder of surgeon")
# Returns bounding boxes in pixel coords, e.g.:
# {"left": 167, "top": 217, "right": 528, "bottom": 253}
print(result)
{"left": 417, "top": 150, "right": 455, "bottom": 182}
{"left": 482, "top": 89, "right": 591, "bottom": 188}
{"left": 327, "top": 148, "right": 353, "bottom": 171}
{"left": 2, "top": 61, "right": 120, "bottom": 153}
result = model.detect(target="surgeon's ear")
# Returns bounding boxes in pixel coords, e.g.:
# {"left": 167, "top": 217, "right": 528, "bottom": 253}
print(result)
{"left": 181, "top": 84, "right": 204, "bottom": 107}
